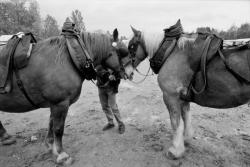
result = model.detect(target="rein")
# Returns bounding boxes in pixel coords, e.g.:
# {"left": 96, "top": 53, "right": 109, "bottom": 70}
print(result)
{"left": 135, "top": 67, "right": 154, "bottom": 77}
{"left": 130, "top": 65, "right": 151, "bottom": 84}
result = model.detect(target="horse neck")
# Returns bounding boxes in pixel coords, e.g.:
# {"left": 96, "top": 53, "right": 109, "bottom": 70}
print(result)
{"left": 81, "top": 32, "right": 111, "bottom": 66}
{"left": 142, "top": 31, "right": 165, "bottom": 58}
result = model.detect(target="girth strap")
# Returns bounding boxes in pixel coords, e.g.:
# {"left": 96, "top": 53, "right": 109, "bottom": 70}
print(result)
{"left": 191, "top": 35, "right": 212, "bottom": 94}
{"left": 11, "top": 35, "right": 39, "bottom": 108}
{"left": 13, "top": 67, "right": 39, "bottom": 108}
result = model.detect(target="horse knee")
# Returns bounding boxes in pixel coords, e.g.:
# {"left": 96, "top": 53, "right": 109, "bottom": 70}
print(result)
{"left": 53, "top": 123, "right": 64, "bottom": 137}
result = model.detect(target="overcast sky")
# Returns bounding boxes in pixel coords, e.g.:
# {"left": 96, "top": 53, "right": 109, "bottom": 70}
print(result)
{"left": 38, "top": 0, "right": 250, "bottom": 36}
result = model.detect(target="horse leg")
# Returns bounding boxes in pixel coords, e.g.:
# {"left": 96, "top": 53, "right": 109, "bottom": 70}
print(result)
{"left": 163, "top": 93, "right": 185, "bottom": 159}
{"left": 181, "top": 102, "right": 194, "bottom": 143}
{"left": 50, "top": 101, "right": 73, "bottom": 165}
{"left": 45, "top": 114, "right": 54, "bottom": 151}
{"left": 0, "top": 121, "right": 16, "bottom": 145}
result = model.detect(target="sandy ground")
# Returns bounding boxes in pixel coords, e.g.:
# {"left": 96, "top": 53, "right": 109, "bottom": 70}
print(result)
{"left": 1, "top": 62, "right": 250, "bottom": 167}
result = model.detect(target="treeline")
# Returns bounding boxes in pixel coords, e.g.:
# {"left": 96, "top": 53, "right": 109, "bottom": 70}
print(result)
{"left": 196, "top": 23, "right": 250, "bottom": 40}
{"left": 0, "top": 0, "right": 85, "bottom": 40}
{"left": 1, "top": 0, "right": 249, "bottom": 40}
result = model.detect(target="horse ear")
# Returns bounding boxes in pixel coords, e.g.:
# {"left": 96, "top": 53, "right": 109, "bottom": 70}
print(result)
{"left": 113, "top": 28, "right": 118, "bottom": 41}
{"left": 130, "top": 25, "right": 141, "bottom": 37}
{"left": 176, "top": 19, "right": 181, "bottom": 25}
{"left": 131, "top": 25, "right": 138, "bottom": 35}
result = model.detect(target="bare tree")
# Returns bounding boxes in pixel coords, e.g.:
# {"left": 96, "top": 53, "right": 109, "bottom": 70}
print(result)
{"left": 42, "top": 14, "right": 60, "bottom": 38}
{"left": 70, "top": 9, "right": 86, "bottom": 32}
{"left": 0, "top": 0, "right": 42, "bottom": 36}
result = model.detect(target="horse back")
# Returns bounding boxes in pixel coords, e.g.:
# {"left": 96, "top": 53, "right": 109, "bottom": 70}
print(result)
{"left": 192, "top": 48, "right": 250, "bottom": 108}
{"left": 223, "top": 44, "right": 250, "bottom": 82}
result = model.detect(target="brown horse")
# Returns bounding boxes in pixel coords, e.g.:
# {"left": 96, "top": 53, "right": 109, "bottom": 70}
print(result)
{"left": 0, "top": 29, "right": 133, "bottom": 164}
{"left": 128, "top": 21, "right": 250, "bottom": 159}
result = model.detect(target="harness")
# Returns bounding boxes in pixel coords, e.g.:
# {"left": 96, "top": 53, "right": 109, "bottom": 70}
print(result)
{"left": 61, "top": 22, "right": 96, "bottom": 80}
{"left": 149, "top": 20, "right": 183, "bottom": 74}
{"left": 0, "top": 33, "right": 39, "bottom": 107}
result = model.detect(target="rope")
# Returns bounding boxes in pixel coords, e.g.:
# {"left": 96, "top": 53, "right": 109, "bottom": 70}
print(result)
{"left": 130, "top": 66, "right": 152, "bottom": 84}
{"left": 135, "top": 67, "right": 154, "bottom": 77}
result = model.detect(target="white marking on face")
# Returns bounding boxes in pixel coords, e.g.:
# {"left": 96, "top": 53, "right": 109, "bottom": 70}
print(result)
{"left": 112, "top": 42, "right": 117, "bottom": 47}
{"left": 124, "top": 64, "right": 134, "bottom": 79}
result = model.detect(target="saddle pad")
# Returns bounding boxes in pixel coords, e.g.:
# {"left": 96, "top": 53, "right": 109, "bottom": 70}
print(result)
{"left": 0, "top": 33, "right": 36, "bottom": 93}
{"left": 194, "top": 33, "right": 223, "bottom": 63}
{"left": 225, "top": 46, "right": 250, "bottom": 82}
{"left": 0, "top": 36, "right": 20, "bottom": 91}
{"left": 14, "top": 33, "right": 36, "bottom": 69}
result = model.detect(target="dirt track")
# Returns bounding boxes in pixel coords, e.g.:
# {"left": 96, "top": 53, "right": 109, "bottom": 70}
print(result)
{"left": 1, "top": 63, "right": 250, "bottom": 167}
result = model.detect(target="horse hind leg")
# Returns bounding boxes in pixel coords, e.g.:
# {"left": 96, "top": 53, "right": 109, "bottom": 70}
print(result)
{"left": 163, "top": 93, "right": 185, "bottom": 159}
{"left": 0, "top": 121, "right": 16, "bottom": 145}
{"left": 50, "top": 101, "right": 73, "bottom": 165}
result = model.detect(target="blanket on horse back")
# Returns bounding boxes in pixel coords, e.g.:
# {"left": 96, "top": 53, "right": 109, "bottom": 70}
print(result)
{"left": 0, "top": 32, "right": 36, "bottom": 94}
{"left": 190, "top": 33, "right": 250, "bottom": 97}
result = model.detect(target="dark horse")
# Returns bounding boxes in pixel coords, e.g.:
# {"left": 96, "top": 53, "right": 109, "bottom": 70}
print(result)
{"left": 0, "top": 29, "right": 133, "bottom": 164}
{"left": 128, "top": 20, "right": 250, "bottom": 159}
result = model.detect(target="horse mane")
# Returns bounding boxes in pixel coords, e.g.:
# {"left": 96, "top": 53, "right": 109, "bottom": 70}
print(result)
{"left": 141, "top": 31, "right": 165, "bottom": 58}
{"left": 34, "top": 36, "right": 67, "bottom": 64}
{"left": 37, "top": 32, "right": 113, "bottom": 65}
{"left": 177, "top": 33, "right": 197, "bottom": 50}
{"left": 138, "top": 31, "right": 197, "bottom": 57}
{"left": 80, "top": 31, "right": 112, "bottom": 63}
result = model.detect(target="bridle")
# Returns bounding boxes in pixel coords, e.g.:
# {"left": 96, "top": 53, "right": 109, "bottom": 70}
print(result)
{"left": 128, "top": 36, "right": 154, "bottom": 84}
{"left": 128, "top": 36, "right": 148, "bottom": 68}
{"left": 103, "top": 41, "right": 133, "bottom": 79}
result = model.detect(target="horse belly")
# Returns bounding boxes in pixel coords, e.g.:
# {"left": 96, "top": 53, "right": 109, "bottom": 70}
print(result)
{"left": 0, "top": 89, "right": 37, "bottom": 112}
{"left": 193, "top": 66, "right": 250, "bottom": 108}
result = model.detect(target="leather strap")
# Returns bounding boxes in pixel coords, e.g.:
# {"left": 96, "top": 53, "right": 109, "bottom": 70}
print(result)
{"left": 191, "top": 35, "right": 212, "bottom": 94}
{"left": 12, "top": 35, "right": 39, "bottom": 108}
{"left": 161, "top": 39, "right": 177, "bottom": 65}
{"left": 61, "top": 31, "right": 93, "bottom": 61}
{"left": 13, "top": 67, "right": 39, "bottom": 108}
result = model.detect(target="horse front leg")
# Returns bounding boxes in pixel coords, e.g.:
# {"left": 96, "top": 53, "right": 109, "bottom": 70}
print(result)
{"left": 50, "top": 100, "right": 73, "bottom": 165}
{"left": 45, "top": 114, "right": 54, "bottom": 151}
{"left": 163, "top": 93, "right": 185, "bottom": 159}
{"left": 181, "top": 102, "right": 194, "bottom": 143}
{"left": 0, "top": 121, "right": 16, "bottom": 145}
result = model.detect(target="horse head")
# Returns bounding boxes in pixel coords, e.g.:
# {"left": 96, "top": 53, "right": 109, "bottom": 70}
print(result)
{"left": 103, "top": 28, "right": 134, "bottom": 80}
{"left": 128, "top": 26, "right": 148, "bottom": 68}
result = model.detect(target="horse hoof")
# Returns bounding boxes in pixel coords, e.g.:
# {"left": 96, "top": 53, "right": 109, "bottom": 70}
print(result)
{"left": 0, "top": 133, "right": 16, "bottom": 145}
{"left": 166, "top": 146, "right": 184, "bottom": 160}
{"left": 56, "top": 152, "right": 73, "bottom": 165}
